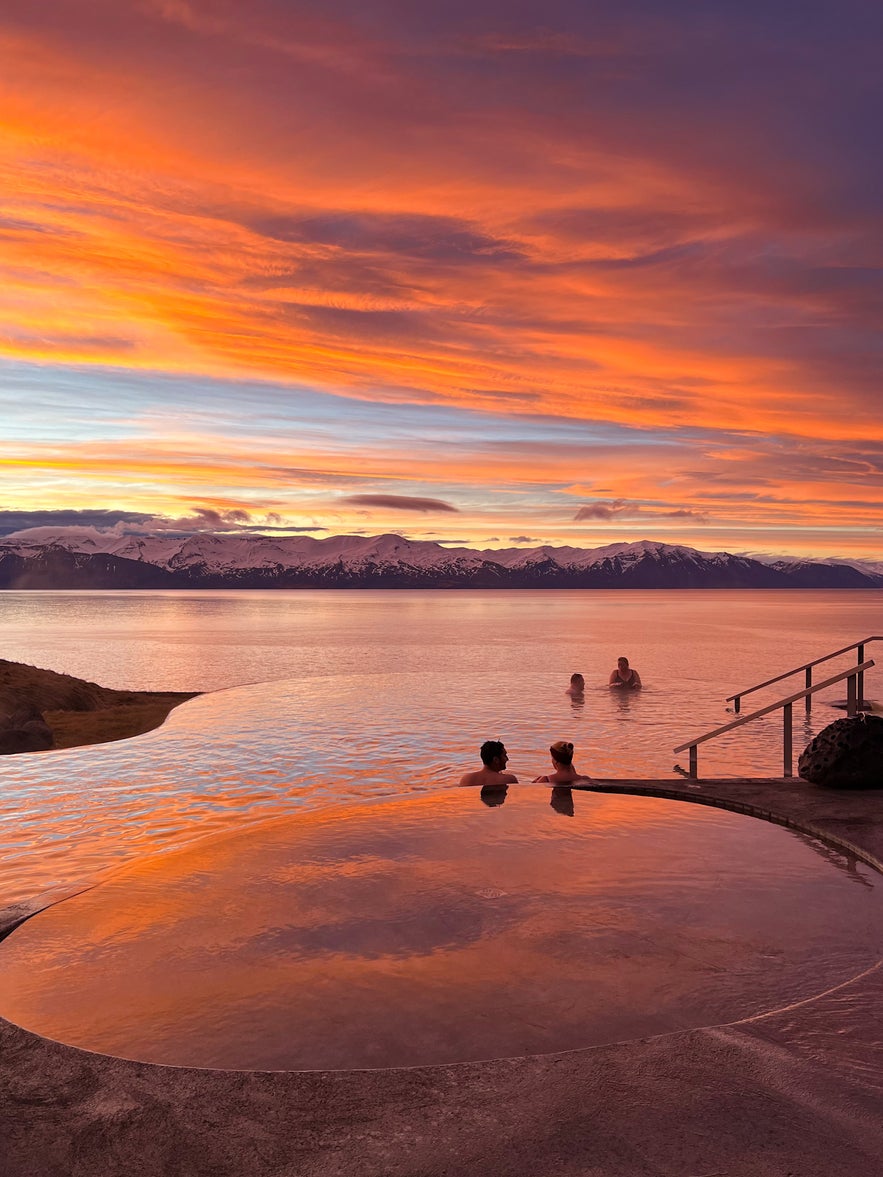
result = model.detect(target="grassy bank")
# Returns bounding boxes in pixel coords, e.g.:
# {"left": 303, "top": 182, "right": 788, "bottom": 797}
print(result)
{"left": 0, "top": 659, "right": 199, "bottom": 754}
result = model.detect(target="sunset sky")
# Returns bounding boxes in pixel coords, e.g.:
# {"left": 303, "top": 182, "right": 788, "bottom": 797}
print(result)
{"left": 1, "top": 0, "right": 881, "bottom": 557}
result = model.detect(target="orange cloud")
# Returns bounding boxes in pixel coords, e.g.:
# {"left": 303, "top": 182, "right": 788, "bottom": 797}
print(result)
{"left": 0, "top": 2, "right": 880, "bottom": 557}
{"left": 1, "top": 12, "right": 878, "bottom": 443}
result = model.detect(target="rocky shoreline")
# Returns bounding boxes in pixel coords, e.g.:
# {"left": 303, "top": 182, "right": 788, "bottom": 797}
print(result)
{"left": 0, "top": 659, "right": 198, "bottom": 755}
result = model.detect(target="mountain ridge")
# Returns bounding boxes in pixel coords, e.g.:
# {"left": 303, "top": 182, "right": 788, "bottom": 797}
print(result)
{"left": 0, "top": 532, "right": 880, "bottom": 590}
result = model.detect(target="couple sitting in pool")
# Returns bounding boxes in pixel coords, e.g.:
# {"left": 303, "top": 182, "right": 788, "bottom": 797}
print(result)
{"left": 459, "top": 739, "right": 592, "bottom": 787}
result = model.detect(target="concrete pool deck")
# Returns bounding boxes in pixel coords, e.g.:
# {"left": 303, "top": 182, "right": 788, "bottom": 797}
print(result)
{"left": 2, "top": 776, "right": 883, "bottom": 1177}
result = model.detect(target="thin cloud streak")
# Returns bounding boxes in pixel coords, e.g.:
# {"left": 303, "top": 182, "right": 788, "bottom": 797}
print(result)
{"left": 342, "top": 495, "right": 459, "bottom": 513}
{"left": 2, "top": 416, "right": 879, "bottom": 555}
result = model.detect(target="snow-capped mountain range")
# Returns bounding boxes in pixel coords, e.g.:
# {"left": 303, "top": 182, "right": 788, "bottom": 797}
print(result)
{"left": 0, "top": 530, "right": 881, "bottom": 590}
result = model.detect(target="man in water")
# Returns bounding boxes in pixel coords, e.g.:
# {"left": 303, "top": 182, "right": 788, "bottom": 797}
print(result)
{"left": 609, "top": 656, "right": 642, "bottom": 689}
{"left": 565, "top": 672, "right": 585, "bottom": 697}
{"left": 459, "top": 739, "right": 518, "bottom": 787}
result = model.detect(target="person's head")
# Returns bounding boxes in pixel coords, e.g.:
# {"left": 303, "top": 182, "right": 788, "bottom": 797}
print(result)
{"left": 618, "top": 657, "right": 630, "bottom": 670}
{"left": 550, "top": 739, "right": 574, "bottom": 767}
{"left": 480, "top": 739, "right": 508, "bottom": 769}
{"left": 569, "top": 673, "right": 585, "bottom": 689}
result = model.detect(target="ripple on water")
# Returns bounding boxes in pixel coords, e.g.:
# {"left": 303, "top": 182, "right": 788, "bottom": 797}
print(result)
{"left": 0, "top": 671, "right": 851, "bottom": 905}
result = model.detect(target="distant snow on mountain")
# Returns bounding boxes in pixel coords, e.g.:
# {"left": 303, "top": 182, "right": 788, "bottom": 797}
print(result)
{"left": 821, "top": 557, "right": 883, "bottom": 579}
{"left": 751, "top": 551, "right": 883, "bottom": 588}
{"left": 1, "top": 530, "right": 881, "bottom": 589}
{"left": 748, "top": 551, "right": 883, "bottom": 576}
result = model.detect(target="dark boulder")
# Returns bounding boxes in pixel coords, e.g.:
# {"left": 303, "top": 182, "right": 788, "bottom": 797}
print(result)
{"left": 0, "top": 703, "right": 54, "bottom": 755}
{"left": 798, "top": 714, "right": 883, "bottom": 788}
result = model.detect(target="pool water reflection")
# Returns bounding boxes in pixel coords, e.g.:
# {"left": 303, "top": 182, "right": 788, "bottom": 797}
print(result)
{"left": 2, "top": 789, "right": 881, "bottom": 1071}
{"left": 0, "top": 669, "right": 849, "bottom": 906}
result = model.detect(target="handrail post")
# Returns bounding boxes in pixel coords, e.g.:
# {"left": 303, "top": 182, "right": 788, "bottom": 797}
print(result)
{"left": 783, "top": 702, "right": 793, "bottom": 776}
{"left": 681, "top": 658, "right": 874, "bottom": 780}
{"left": 805, "top": 666, "right": 812, "bottom": 713}
{"left": 726, "top": 636, "right": 880, "bottom": 713}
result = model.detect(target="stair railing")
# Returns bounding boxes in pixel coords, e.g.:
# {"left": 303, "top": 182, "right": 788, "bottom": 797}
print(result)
{"left": 727, "top": 636, "right": 882, "bottom": 714}
{"left": 674, "top": 660, "right": 875, "bottom": 779}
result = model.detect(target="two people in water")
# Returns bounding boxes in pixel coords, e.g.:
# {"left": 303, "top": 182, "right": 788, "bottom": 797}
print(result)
{"left": 565, "top": 657, "right": 642, "bottom": 698}
{"left": 459, "top": 739, "right": 592, "bottom": 786}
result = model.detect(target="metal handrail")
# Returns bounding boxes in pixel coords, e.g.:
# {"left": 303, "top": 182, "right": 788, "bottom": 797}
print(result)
{"left": 675, "top": 660, "right": 875, "bottom": 779}
{"left": 727, "top": 635, "right": 882, "bottom": 713}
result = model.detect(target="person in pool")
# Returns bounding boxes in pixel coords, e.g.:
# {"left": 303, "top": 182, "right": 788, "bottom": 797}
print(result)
{"left": 565, "top": 672, "right": 585, "bottom": 697}
{"left": 533, "top": 740, "right": 593, "bottom": 784}
{"left": 459, "top": 739, "right": 518, "bottom": 787}
{"left": 609, "top": 656, "right": 642, "bottom": 690}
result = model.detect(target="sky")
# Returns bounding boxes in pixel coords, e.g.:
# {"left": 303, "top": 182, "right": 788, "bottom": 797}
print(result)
{"left": 1, "top": 0, "right": 881, "bottom": 558}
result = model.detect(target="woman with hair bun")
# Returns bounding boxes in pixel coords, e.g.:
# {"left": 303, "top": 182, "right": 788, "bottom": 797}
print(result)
{"left": 533, "top": 740, "right": 593, "bottom": 784}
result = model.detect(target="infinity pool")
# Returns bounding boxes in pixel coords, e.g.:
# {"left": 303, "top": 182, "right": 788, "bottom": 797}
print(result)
{"left": 2, "top": 789, "right": 881, "bottom": 1070}
{"left": 0, "top": 666, "right": 856, "bottom": 906}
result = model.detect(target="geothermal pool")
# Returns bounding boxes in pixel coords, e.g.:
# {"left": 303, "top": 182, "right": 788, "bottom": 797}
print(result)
{"left": 2, "top": 789, "right": 881, "bottom": 1070}
{"left": 0, "top": 665, "right": 862, "bottom": 906}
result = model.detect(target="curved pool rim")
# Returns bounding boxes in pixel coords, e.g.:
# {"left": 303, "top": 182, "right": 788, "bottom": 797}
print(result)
{"left": 1, "top": 782, "right": 882, "bottom": 1076}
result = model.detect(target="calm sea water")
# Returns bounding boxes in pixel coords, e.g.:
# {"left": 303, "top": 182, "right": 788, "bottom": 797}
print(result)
{"left": 1, "top": 589, "right": 881, "bottom": 906}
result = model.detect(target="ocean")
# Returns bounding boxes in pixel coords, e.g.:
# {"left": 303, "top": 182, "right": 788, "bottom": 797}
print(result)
{"left": 1, "top": 588, "right": 881, "bottom": 905}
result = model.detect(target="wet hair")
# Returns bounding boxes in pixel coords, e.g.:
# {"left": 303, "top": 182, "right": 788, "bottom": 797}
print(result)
{"left": 618, "top": 656, "right": 629, "bottom": 667}
{"left": 570, "top": 673, "right": 585, "bottom": 687}
{"left": 550, "top": 740, "right": 574, "bottom": 766}
{"left": 480, "top": 739, "right": 506, "bottom": 766}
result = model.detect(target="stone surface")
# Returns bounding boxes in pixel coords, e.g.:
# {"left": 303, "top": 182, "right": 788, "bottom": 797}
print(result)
{"left": 0, "top": 703, "right": 54, "bottom": 755}
{"left": 798, "top": 714, "right": 883, "bottom": 788}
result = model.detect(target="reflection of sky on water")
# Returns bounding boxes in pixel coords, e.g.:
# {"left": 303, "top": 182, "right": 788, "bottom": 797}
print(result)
{"left": 0, "top": 665, "right": 870, "bottom": 907}
{"left": 2, "top": 589, "right": 881, "bottom": 907}
{"left": 2, "top": 790, "right": 882, "bottom": 1071}
{"left": 0, "top": 669, "right": 846, "bottom": 906}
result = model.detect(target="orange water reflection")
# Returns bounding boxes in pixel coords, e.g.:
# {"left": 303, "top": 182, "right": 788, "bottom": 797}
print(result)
{"left": 2, "top": 789, "right": 881, "bottom": 1070}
